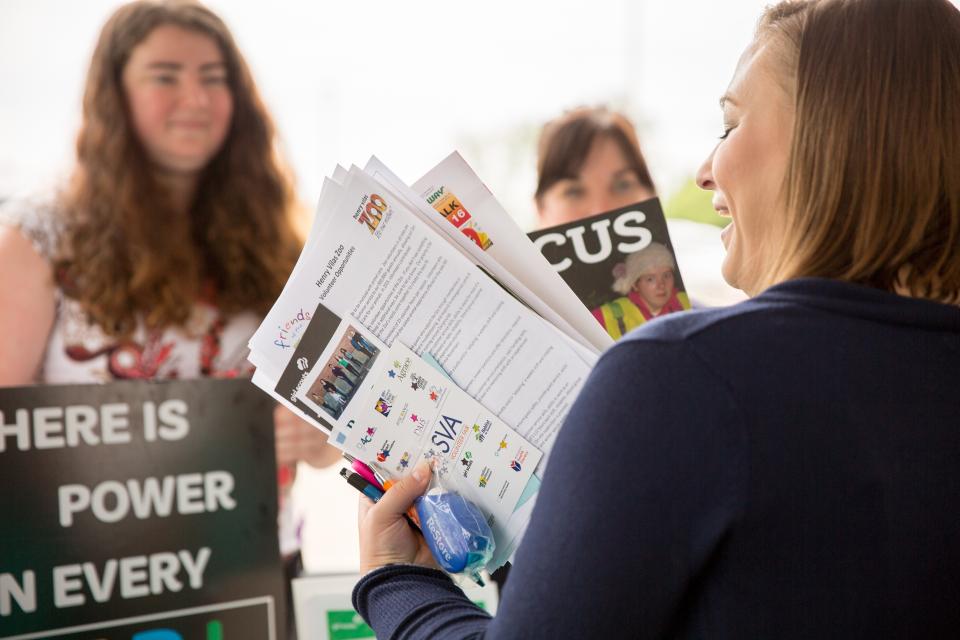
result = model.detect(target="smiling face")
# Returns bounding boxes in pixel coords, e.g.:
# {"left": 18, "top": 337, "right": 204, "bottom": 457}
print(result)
{"left": 122, "top": 25, "right": 233, "bottom": 175}
{"left": 696, "top": 42, "right": 795, "bottom": 294}
{"left": 536, "top": 135, "right": 655, "bottom": 228}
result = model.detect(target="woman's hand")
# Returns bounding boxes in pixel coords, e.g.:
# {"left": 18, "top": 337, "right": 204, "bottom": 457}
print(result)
{"left": 273, "top": 404, "right": 342, "bottom": 469}
{"left": 358, "top": 461, "right": 438, "bottom": 574}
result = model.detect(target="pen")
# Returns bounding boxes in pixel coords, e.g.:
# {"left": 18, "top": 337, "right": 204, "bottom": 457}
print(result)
{"left": 341, "top": 467, "right": 423, "bottom": 529}
{"left": 340, "top": 453, "right": 386, "bottom": 490}
{"left": 340, "top": 467, "right": 384, "bottom": 502}
{"left": 352, "top": 459, "right": 385, "bottom": 490}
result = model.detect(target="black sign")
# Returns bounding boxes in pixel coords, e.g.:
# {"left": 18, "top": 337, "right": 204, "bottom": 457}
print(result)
{"left": 0, "top": 379, "right": 284, "bottom": 639}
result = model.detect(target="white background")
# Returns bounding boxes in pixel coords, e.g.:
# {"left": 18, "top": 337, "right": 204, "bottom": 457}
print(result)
{"left": 1, "top": 0, "right": 773, "bottom": 229}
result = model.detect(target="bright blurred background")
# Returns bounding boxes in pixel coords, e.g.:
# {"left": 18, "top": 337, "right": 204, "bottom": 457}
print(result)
{"left": 0, "top": 0, "right": 773, "bottom": 572}
{"left": 1, "top": 0, "right": 773, "bottom": 228}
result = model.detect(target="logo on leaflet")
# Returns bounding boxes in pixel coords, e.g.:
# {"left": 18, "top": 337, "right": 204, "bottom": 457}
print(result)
{"left": 478, "top": 467, "right": 493, "bottom": 488}
{"left": 374, "top": 390, "right": 396, "bottom": 417}
{"left": 461, "top": 451, "right": 474, "bottom": 477}
{"left": 377, "top": 440, "right": 395, "bottom": 463}
{"left": 473, "top": 420, "right": 492, "bottom": 442}
{"left": 510, "top": 447, "right": 529, "bottom": 472}
{"left": 355, "top": 193, "right": 389, "bottom": 237}
{"left": 410, "top": 373, "right": 428, "bottom": 391}
{"left": 425, "top": 185, "right": 494, "bottom": 251}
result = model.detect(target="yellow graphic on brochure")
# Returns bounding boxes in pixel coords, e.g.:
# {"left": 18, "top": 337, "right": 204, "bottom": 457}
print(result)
{"left": 425, "top": 186, "right": 493, "bottom": 251}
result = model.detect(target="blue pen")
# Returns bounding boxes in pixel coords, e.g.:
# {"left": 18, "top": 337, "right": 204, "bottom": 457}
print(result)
{"left": 340, "top": 467, "right": 384, "bottom": 502}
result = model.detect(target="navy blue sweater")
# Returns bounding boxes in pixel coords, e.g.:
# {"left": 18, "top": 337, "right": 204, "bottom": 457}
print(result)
{"left": 353, "top": 278, "right": 960, "bottom": 639}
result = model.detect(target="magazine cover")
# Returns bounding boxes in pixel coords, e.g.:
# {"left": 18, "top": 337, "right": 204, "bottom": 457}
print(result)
{"left": 528, "top": 198, "right": 691, "bottom": 340}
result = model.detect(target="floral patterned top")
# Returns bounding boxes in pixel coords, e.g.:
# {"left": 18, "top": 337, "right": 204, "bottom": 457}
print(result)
{"left": 1, "top": 196, "right": 258, "bottom": 383}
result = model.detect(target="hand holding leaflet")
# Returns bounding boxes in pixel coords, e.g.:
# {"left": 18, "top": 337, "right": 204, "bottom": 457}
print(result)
{"left": 358, "top": 461, "right": 437, "bottom": 576}
{"left": 327, "top": 339, "right": 542, "bottom": 555}
{"left": 351, "top": 459, "right": 493, "bottom": 587}
{"left": 248, "top": 154, "right": 597, "bottom": 576}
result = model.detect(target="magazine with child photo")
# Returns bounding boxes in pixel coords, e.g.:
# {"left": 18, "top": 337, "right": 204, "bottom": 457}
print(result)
{"left": 528, "top": 198, "right": 691, "bottom": 340}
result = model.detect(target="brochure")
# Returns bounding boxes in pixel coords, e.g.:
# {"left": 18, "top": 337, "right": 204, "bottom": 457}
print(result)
{"left": 248, "top": 154, "right": 608, "bottom": 571}
{"left": 331, "top": 340, "right": 543, "bottom": 546}
{"left": 411, "top": 153, "right": 613, "bottom": 354}
{"left": 250, "top": 165, "right": 592, "bottom": 458}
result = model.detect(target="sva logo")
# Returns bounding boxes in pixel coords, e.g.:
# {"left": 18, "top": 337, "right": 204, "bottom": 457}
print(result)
{"left": 532, "top": 209, "right": 653, "bottom": 272}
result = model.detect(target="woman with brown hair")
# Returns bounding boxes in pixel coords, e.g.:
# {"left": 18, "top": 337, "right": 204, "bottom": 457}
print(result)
{"left": 0, "top": 0, "right": 337, "bottom": 573}
{"left": 535, "top": 106, "right": 656, "bottom": 228}
{"left": 351, "top": 0, "right": 960, "bottom": 637}
{"left": 534, "top": 106, "right": 741, "bottom": 310}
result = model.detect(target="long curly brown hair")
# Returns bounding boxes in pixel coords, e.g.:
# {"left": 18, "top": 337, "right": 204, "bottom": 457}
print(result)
{"left": 57, "top": 0, "right": 302, "bottom": 337}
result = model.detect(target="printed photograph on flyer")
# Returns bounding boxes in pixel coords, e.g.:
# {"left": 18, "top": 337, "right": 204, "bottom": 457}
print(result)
{"left": 299, "top": 319, "right": 384, "bottom": 422}
{"left": 528, "top": 198, "right": 692, "bottom": 340}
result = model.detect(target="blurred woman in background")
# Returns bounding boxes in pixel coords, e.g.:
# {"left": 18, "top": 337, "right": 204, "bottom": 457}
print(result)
{"left": 534, "top": 105, "right": 743, "bottom": 309}
{"left": 0, "top": 2, "right": 338, "bottom": 634}
{"left": 534, "top": 106, "right": 656, "bottom": 228}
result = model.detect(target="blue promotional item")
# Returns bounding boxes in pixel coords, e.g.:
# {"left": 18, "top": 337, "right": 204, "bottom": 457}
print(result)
{"left": 415, "top": 488, "right": 495, "bottom": 580}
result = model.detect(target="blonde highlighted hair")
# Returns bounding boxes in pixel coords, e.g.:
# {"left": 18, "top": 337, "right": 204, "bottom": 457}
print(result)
{"left": 759, "top": 0, "right": 960, "bottom": 302}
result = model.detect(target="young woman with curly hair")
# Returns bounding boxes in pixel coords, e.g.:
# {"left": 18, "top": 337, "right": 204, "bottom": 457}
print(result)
{"left": 0, "top": 0, "right": 338, "bottom": 599}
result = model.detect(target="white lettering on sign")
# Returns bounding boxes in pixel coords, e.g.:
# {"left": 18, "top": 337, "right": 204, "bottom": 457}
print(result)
{"left": 58, "top": 471, "right": 236, "bottom": 527}
{"left": 0, "top": 400, "right": 190, "bottom": 452}
{"left": 51, "top": 548, "right": 212, "bottom": 609}
{"left": 0, "top": 571, "right": 36, "bottom": 615}
{"left": 143, "top": 400, "right": 190, "bottom": 442}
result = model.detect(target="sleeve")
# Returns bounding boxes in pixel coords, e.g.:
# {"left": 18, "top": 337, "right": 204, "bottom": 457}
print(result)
{"left": 352, "top": 337, "right": 747, "bottom": 639}
{"left": 0, "top": 195, "right": 62, "bottom": 262}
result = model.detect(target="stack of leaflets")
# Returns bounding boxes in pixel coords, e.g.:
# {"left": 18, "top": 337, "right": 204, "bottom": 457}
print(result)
{"left": 247, "top": 152, "right": 686, "bottom": 572}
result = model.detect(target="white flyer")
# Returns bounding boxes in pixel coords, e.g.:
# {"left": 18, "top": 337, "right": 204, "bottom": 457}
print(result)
{"left": 334, "top": 341, "right": 543, "bottom": 545}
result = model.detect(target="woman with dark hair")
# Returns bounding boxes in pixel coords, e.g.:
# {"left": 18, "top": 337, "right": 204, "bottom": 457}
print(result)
{"left": 533, "top": 106, "right": 740, "bottom": 310}
{"left": 351, "top": 0, "right": 960, "bottom": 637}
{"left": 0, "top": 0, "right": 338, "bottom": 601}
{"left": 534, "top": 106, "right": 656, "bottom": 228}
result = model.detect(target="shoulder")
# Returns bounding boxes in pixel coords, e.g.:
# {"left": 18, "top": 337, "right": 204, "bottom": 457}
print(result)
{"left": 614, "top": 287, "right": 816, "bottom": 354}
{"left": 586, "top": 290, "right": 823, "bottom": 411}
{"left": 0, "top": 222, "right": 53, "bottom": 281}
{"left": 0, "top": 194, "right": 64, "bottom": 263}
{"left": 0, "top": 196, "right": 58, "bottom": 288}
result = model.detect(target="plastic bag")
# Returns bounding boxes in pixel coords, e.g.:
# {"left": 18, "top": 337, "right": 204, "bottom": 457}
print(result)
{"left": 414, "top": 460, "right": 495, "bottom": 585}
